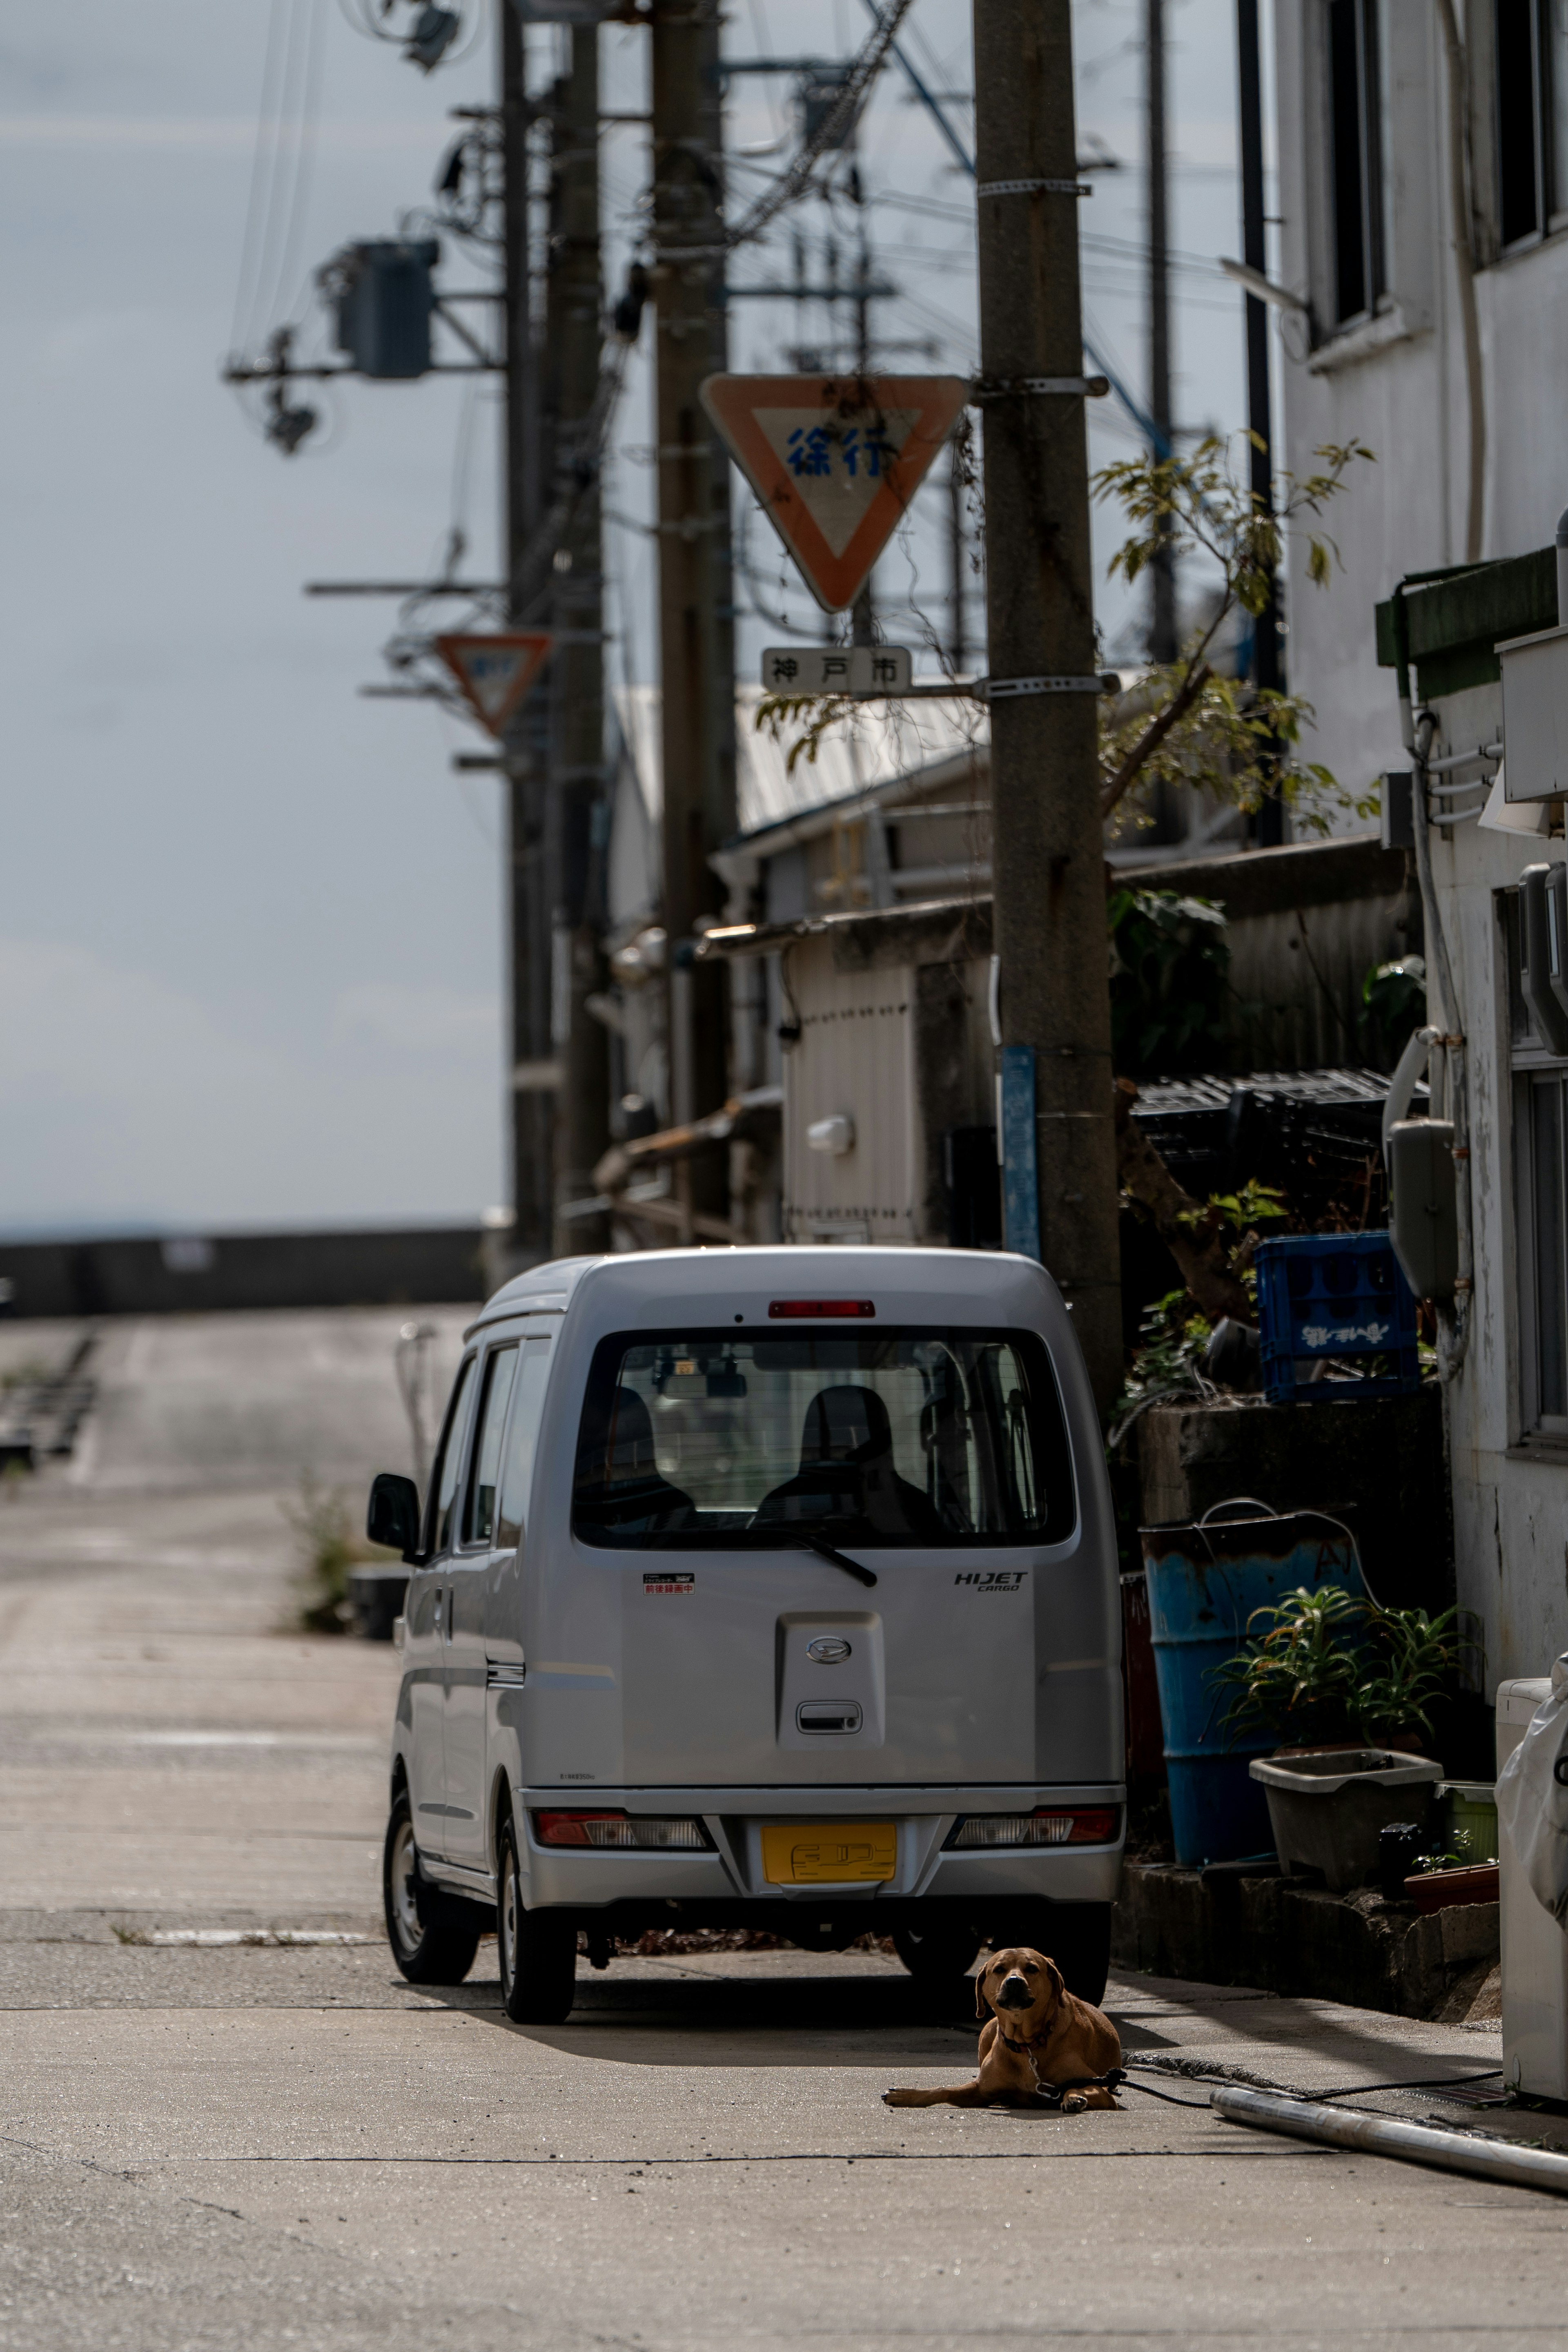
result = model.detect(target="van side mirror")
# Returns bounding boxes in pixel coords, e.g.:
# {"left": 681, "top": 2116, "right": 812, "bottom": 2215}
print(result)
{"left": 368, "top": 1471, "right": 422, "bottom": 1563}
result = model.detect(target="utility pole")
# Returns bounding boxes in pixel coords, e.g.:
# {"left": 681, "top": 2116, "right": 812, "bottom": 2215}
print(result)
{"left": 547, "top": 25, "right": 612, "bottom": 1255}
{"left": 501, "top": 0, "right": 555, "bottom": 1263}
{"left": 1146, "top": 0, "right": 1177, "bottom": 662}
{"left": 947, "top": 442, "right": 968, "bottom": 674}
{"left": 1237, "top": 0, "right": 1285, "bottom": 846}
{"left": 974, "top": 0, "right": 1123, "bottom": 1411}
{"left": 650, "top": 0, "right": 737, "bottom": 1228}
{"left": 851, "top": 154, "right": 875, "bottom": 652}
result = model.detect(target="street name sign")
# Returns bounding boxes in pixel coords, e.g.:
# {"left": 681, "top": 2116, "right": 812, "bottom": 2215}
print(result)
{"left": 701, "top": 374, "right": 969, "bottom": 613}
{"left": 435, "top": 631, "right": 553, "bottom": 736}
{"left": 761, "top": 645, "right": 913, "bottom": 696}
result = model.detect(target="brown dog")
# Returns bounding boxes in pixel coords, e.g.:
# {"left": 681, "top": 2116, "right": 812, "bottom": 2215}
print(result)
{"left": 882, "top": 1945, "right": 1122, "bottom": 2113}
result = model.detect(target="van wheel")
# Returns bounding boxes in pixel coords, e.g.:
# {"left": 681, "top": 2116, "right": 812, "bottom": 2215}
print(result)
{"left": 891, "top": 1923, "right": 981, "bottom": 1996}
{"left": 497, "top": 1818, "right": 577, "bottom": 2025}
{"left": 383, "top": 1793, "right": 481, "bottom": 1986}
{"left": 1038, "top": 1903, "right": 1111, "bottom": 2007}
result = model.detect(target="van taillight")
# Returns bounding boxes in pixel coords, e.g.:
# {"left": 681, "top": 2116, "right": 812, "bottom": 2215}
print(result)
{"left": 768, "top": 1300, "right": 875, "bottom": 1319}
{"left": 533, "top": 1811, "right": 707, "bottom": 1851}
{"left": 946, "top": 1807, "right": 1120, "bottom": 1850}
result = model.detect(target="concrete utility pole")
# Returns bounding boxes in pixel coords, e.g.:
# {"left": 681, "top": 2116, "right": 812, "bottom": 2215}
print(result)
{"left": 1146, "top": 0, "right": 1176, "bottom": 662}
{"left": 1236, "top": 0, "right": 1285, "bottom": 846}
{"left": 650, "top": 0, "right": 737, "bottom": 1226}
{"left": 501, "top": 0, "right": 555, "bottom": 1261}
{"left": 947, "top": 443, "right": 968, "bottom": 674}
{"left": 547, "top": 26, "right": 611, "bottom": 1255}
{"left": 973, "top": 0, "right": 1123, "bottom": 1411}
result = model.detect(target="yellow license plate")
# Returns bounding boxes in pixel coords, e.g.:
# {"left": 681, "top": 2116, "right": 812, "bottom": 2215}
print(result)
{"left": 761, "top": 1823, "right": 897, "bottom": 1884}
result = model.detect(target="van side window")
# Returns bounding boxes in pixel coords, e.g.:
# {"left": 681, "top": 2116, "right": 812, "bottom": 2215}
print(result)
{"left": 496, "top": 1336, "right": 553, "bottom": 1549}
{"left": 425, "top": 1355, "right": 476, "bottom": 1558}
{"left": 462, "top": 1345, "right": 518, "bottom": 1547}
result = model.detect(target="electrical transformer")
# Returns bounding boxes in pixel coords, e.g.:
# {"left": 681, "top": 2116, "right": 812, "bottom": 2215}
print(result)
{"left": 327, "top": 239, "right": 439, "bottom": 381}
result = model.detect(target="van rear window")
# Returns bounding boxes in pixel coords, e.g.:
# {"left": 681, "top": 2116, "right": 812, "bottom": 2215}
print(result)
{"left": 570, "top": 1328, "right": 1075, "bottom": 1550}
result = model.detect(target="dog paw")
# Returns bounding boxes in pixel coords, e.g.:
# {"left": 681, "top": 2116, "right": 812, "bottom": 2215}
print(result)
{"left": 1060, "top": 2092, "right": 1088, "bottom": 2115}
{"left": 882, "top": 2088, "right": 919, "bottom": 2107}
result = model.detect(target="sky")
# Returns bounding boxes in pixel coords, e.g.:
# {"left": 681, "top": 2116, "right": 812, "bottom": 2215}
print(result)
{"left": 0, "top": 0, "right": 1273, "bottom": 1235}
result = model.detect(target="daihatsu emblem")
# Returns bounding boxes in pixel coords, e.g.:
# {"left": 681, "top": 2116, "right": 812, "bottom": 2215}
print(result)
{"left": 806, "top": 1636, "right": 852, "bottom": 1664}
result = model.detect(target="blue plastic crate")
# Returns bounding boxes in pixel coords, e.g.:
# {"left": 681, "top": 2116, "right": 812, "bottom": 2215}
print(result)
{"left": 1254, "top": 1232, "right": 1421, "bottom": 1405}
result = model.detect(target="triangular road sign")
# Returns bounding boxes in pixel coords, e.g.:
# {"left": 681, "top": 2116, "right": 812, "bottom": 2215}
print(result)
{"left": 700, "top": 374, "right": 969, "bottom": 613}
{"left": 434, "top": 631, "right": 553, "bottom": 736}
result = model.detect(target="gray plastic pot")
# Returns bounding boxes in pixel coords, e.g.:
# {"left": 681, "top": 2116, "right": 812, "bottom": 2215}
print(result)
{"left": 1249, "top": 1748, "right": 1442, "bottom": 1891}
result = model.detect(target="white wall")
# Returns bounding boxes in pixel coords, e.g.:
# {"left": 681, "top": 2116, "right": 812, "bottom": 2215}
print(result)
{"left": 1273, "top": 0, "right": 1568, "bottom": 810}
{"left": 1273, "top": 0, "right": 1568, "bottom": 1683}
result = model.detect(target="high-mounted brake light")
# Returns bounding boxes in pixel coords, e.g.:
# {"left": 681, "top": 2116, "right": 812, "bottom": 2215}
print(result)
{"left": 768, "top": 1300, "right": 876, "bottom": 1319}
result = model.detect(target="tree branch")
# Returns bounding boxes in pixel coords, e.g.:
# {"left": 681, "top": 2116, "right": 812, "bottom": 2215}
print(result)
{"left": 1113, "top": 1079, "right": 1253, "bottom": 1324}
{"left": 1099, "top": 660, "right": 1213, "bottom": 822}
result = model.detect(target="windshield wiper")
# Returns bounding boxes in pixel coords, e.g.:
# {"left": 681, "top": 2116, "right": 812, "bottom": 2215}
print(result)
{"left": 769, "top": 1532, "right": 878, "bottom": 1589}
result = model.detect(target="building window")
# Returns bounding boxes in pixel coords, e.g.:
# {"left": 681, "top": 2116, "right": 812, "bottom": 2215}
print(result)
{"left": 1519, "top": 1074, "right": 1568, "bottom": 1427}
{"left": 1327, "top": 0, "right": 1385, "bottom": 325}
{"left": 1496, "top": 0, "right": 1554, "bottom": 246}
{"left": 1508, "top": 886, "right": 1568, "bottom": 1433}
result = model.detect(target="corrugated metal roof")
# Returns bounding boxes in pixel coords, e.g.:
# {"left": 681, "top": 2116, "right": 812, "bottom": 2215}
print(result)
{"left": 612, "top": 683, "right": 987, "bottom": 838}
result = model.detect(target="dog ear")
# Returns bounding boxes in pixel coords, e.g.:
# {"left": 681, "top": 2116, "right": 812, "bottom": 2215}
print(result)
{"left": 975, "top": 1962, "right": 991, "bottom": 2022}
{"left": 1041, "top": 1956, "right": 1067, "bottom": 2012}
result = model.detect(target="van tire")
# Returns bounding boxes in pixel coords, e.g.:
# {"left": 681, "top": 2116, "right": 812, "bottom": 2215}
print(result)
{"left": 1032, "top": 1902, "right": 1112, "bottom": 2007}
{"left": 497, "top": 1818, "right": 577, "bottom": 2025}
{"left": 383, "top": 1793, "right": 482, "bottom": 1986}
{"left": 891, "top": 1923, "right": 982, "bottom": 1996}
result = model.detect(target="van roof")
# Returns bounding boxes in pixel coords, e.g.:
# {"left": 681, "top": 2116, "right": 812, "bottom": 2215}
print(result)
{"left": 467, "top": 1244, "right": 1051, "bottom": 1339}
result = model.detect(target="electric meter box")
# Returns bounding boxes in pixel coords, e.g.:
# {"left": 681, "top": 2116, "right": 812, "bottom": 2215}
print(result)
{"left": 1387, "top": 1117, "right": 1457, "bottom": 1301}
{"left": 1499, "top": 624, "right": 1568, "bottom": 801}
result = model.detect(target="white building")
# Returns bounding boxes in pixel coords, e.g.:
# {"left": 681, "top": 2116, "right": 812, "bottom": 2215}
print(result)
{"left": 1274, "top": 0, "right": 1568, "bottom": 797}
{"left": 1273, "top": 1, "right": 1568, "bottom": 1680}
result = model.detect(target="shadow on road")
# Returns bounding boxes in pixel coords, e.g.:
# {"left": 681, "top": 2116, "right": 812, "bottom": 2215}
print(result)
{"left": 434, "top": 1962, "right": 1174, "bottom": 2067}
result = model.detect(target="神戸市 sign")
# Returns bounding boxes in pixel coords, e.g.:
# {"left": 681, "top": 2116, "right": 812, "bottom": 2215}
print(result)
{"left": 760, "top": 645, "right": 913, "bottom": 696}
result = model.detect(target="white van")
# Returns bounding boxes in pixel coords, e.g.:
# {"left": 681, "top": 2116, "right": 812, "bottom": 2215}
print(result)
{"left": 368, "top": 1245, "right": 1124, "bottom": 2022}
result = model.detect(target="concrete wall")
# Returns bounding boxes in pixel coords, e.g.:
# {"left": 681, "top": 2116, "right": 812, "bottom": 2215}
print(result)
{"left": 0, "top": 1225, "right": 490, "bottom": 1321}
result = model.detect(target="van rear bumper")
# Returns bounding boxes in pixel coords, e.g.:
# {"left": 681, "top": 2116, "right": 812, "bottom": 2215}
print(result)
{"left": 514, "top": 1783, "right": 1124, "bottom": 1911}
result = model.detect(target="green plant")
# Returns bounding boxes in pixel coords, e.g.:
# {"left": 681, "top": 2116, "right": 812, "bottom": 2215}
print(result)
{"left": 1210, "top": 1588, "right": 1474, "bottom": 1750}
{"left": 1108, "top": 889, "right": 1232, "bottom": 1076}
{"left": 1107, "top": 1288, "right": 1215, "bottom": 1452}
{"left": 1094, "top": 433, "right": 1378, "bottom": 835}
{"left": 755, "top": 435, "right": 1377, "bottom": 838}
{"left": 1211, "top": 1584, "right": 1369, "bottom": 1748}
{"left": 1203, "top": 1180, "right": 1289, "bottom": 1236}
{"left": 1355, "top": 1605, "right": 1468, "bottom": 1742}
{"left": 1412, "top": 1830, "right": 1474, "bottom": 1875}
{"left": 283, "top": 1474, "right": 370, "bottom": 1636}
{"left": 1361, "top": 954, "right": 1427, "bottom": 1066}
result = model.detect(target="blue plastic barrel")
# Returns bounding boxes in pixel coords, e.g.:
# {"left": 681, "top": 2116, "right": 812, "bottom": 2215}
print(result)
{"left": 1140, "top": 1501, "right": 1365, "bottom": 1867}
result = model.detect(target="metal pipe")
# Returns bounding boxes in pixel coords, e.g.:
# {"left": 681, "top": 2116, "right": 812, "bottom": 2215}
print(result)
{"left": 1213, "top": 2086, "right": 1568, "bottom": 2197}
{"left": 1425, "top": 741, "right": 1503, "bottom": 774}
{"left": 1411, "top": 709, "right": 1472, "bottom": 1378}
{"left": 1435, "top": 0, "right": 1486, "bottom": 562}
{"left": 1381, "top": 1024, "right": 1441, "bottom": 1162}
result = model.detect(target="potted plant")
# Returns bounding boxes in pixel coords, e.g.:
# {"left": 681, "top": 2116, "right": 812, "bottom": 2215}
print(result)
{"left": 1208, "top": 1592, "right": 1471, "bottom": 1890}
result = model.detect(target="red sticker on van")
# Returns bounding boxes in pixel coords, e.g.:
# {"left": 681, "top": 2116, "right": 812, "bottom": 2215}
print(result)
{"left": 643, "top": 1572, "right": 695, "bottom": 1595}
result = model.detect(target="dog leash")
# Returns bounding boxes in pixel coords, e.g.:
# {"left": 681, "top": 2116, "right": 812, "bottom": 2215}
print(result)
{"left": 997, "top": 2036, "right": 1127, "bottom": 2109}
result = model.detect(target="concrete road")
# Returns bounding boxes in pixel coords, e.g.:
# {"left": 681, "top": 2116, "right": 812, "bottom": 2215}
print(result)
{"left": 1, "top": 1313, "right": 1562, "bottom": 2349}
